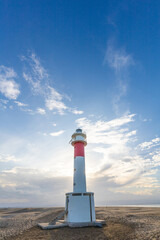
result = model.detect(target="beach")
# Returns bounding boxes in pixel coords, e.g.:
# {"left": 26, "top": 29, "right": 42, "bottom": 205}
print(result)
{"left": 0, "top": 207, "right": 160, "bottom": 240}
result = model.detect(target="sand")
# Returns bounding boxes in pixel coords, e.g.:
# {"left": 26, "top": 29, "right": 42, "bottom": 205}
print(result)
{"left": 0, "top": 207, "right": 160, "bottom": 240}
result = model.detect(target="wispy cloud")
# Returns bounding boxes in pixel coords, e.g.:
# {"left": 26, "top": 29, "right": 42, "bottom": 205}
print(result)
{"left": 22, "top": 53, "right": 70, "bottom": 115}
{"left": 36, "top": 107, "right": 46, "bottom": 115}
{"left": 105, "top": 44, "right": 133, "bottom": 71}
{"left": 22, "top": 53, "right": 48, "bottom": 94}
{"left": 104, "top": 41, "right": 134, "bottom": 114}
{"left": 14, "top": 101, "right": 28, "bottom": 107}
{"left": 76, "top": 114, "right": 135, "bottom": 144}
{"left": 50, "top": 130, "right": 65, "bottom": 136}
{"left": 138, "top": 137, "right": 160, "bottom": 150}
{"left": 0, "top": 66, "right": 20, "bottom": 100}
{"left": 45, "top": 86, "right": 67, "bottom": 115}
{"left": 0, "top": 52, "right": 85, "bottom": 116}
{"left": 70, "top": 109, "right": 84, "bottom": 115}
{"left": 0, "top": 153, "right": 19, "bottom": 163}
{"left": 0, "top": 99, "right": 8, "bottom": 109}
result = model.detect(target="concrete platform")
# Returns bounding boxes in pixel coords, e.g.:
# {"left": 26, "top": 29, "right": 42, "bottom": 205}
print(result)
{"left": 38, "top": 219, "right": 106, "bottom": 229}
{"left": 38, "top": 220, "right": 68, "bottom": 229}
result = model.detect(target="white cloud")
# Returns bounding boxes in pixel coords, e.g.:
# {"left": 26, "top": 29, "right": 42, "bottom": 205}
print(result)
{"left": 115, "top": 168, "right": 160, "bottom": 196}
{"left": 76, "top": 114, "right": 135, "bottom": 144}
{"left": 76, "top": 114, "right": 137, "bottom": 174}
{"left": 0, "top": 153, "right": 19, "bottom": 163}
{"left": 50, "top": 130, "right": 65, "bottom": 137}
{"left": 71, "top": 109, "right": 84, "bottom": 115}
{"left": 45, "top": 86, "right": 67, "bottom": 114}
{"left": 14, "top": 101, "right": 28, "bottom": 107}
{"left": 0, "top": 167, "right": 71, "bottom": 206}
{"left": 0, "top": 165, "right": 160, "bottom": 207}
{"left": 0, "top": 115, "right": 160, "bottom": 205}
{"left": 138, "top": 137, "right": 160, "bottom": 150}
{"left": 45, "top": 99, "right": 67, "bottom": 114}
{"left": 143, "top": 118, "right": 152, "bottom": 122}
{"left": 36, "top": 107, "right": 46, "bottom": 115}
{"left": 75, "top": 114, "right": 160, "bottom": 196}
{"left": 0, "top": 66, "right": 20, "bottom": 100}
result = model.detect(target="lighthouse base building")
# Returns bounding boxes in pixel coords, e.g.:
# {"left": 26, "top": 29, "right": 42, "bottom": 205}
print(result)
{"left": 65, "top": 192, "right": 95, "bottom": 225}
{"left": 38, "top": 129, "right": 105, "bottom": 229}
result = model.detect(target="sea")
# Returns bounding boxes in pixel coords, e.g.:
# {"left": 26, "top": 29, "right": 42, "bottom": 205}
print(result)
{"left": 106, "top": 204, "right": 160, "bottom": 208}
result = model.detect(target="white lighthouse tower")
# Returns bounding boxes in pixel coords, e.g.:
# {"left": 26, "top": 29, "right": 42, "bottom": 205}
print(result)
{"left": 65, "top": 128, "right": 96, "bottom": 225}
{"left": 38, "top": 129, "right": 105, "bottom": 229}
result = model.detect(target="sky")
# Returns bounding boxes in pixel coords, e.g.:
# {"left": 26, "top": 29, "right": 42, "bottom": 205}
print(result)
{"left": 0, "top": 0, "right": 160, "bottom": 207}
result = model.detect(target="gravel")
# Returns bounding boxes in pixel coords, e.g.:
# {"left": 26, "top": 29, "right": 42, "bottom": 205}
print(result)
{"left": 0, "top": 208, "right": 63, "bottom": 240}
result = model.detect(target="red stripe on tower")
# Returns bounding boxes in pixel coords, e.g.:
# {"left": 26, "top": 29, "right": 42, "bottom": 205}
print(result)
{"left": 74, "top": 142, "right": 85, "bottom": 157}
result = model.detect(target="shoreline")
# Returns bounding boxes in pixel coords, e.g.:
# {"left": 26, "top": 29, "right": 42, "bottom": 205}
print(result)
{"left": 1, "top": 204, "right": 160, "bottom": 208}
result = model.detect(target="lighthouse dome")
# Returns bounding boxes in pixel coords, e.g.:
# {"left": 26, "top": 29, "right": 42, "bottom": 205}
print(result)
{"left": 76, "top": 128, "right": 82, "bottom": 133}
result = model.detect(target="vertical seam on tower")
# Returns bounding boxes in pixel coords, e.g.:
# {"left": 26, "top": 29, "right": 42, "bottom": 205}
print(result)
{"left": 89, "top": 194, "right": 92, "bottom": 222}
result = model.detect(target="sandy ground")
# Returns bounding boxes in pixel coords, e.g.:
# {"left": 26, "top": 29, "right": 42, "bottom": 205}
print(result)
{"left": 0, "top": 207, "right": 160, "bottom": 240}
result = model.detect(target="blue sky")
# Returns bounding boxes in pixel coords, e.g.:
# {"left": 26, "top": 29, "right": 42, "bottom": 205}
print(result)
{"left": 0, "top": 0, "right": 160, "bottom": 207}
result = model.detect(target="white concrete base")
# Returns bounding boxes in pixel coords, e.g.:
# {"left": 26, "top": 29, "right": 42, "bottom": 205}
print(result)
{"left": 68, "top": 219, "right": 106, "bottom": 228}
{"left": 38, "top": 219, "right": 106, "bottom": 229}
{"left": 38, "top": 220, "right": 68, "bottom": 229}
{"left": 65, "top": 192, "right": 95, "bottom": 223}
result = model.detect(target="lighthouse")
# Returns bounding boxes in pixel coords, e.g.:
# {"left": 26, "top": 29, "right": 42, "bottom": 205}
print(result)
{"left": 65, "top": 128, "right": 96, "bottom": 225}
{"left": 38, "top": 129, "right": 105, "bottom": 229}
